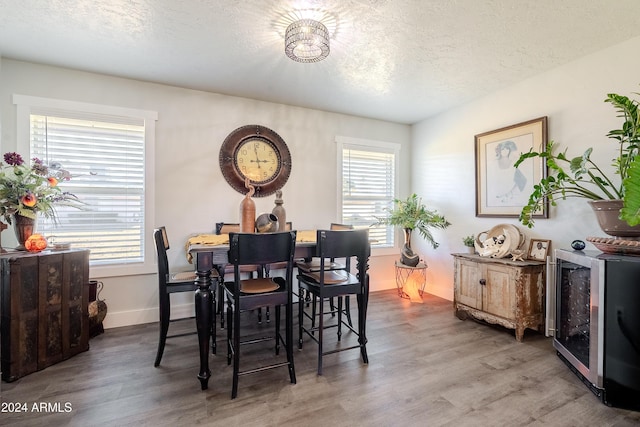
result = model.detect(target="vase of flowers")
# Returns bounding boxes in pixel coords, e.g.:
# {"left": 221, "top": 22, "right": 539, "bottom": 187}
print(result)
{"left": 12, "top": 214, "right": 37, "bottom": 250}
{"left": 0, "top": 152, "right": 83, "bottom": 249}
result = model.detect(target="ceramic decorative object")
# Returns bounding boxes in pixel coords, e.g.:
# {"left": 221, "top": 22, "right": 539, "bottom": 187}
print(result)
{"left": 400, "top": 246, "right": 420, "bottom": 266}
{"left": 12, "top": 214, "right": 37, "bottom": 250}
{"left": 571, "top": 240, "right": 586, "bottom": 250}
{"left": 240, "top": 177, "right": 256, "bottom": 233}
{"left": 271, "top": 190, "right": 286, "bottom": 232}
{"left": 400, "top": 228, "right": 420, "bottom": 266}
{"left": 24, "top": 233, "right": 48, "bottom": 253}
{"left": 255, "top": 213, "right": 278, "bottom": 233}
{"left": 474, "top": 224, "right": 524, "bottom": 258}
{"left": 88, "top": 280, "right": 107, "bottom": 337}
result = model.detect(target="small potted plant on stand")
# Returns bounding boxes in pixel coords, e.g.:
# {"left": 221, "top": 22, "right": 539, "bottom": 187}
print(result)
{"left": 463, "top": 235, "right": 475, "bottom": 254}
{"left": 373, "top": 193, "right": 451, "bottom": 266}
{"left": 515, "top": 89, "right": 640, "bottom": 240}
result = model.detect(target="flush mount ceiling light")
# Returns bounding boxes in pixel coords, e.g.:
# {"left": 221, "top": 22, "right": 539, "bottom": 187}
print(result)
{"left": 284, "top": 19, "right": 330, "bottom": 63}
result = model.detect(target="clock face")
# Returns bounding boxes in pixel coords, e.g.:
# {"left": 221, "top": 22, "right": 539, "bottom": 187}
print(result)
{"left": 235, "top": 138, "right": 280, "bottom": 184}
{"left": 219, "top": 125, "right": 291, "bottom": 197}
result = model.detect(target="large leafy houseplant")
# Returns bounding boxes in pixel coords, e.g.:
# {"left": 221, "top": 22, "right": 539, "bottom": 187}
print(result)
{"left": 374, "top": 193, "right": 451, "bottom": 249}
{"left": 514, "top": 91, "right": 640, "bottom": 227}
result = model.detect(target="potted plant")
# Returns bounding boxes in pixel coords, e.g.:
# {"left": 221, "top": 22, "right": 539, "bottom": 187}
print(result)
{"left": 514, "top": 90, "right": 640, "bottom": 235}
{"left": 462, "top": 235, "right": 475, "bottom": 253}
{"left": 373, "top": 193, "right": 451, "bottom": 265}
{"left": 0, "top": 152, "right": 84, "bottom": 249}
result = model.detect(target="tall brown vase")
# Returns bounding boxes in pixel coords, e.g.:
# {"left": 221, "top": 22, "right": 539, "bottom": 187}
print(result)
{"left": 240, "top": 178, "right": 256, "bottom": 233}
{"left": 12, "top": 214, "right": 37, "bottom": 250}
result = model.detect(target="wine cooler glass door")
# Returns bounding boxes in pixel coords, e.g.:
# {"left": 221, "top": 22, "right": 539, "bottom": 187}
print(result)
{"left": 554, "top": 256, "right": 604, "bottom": 388}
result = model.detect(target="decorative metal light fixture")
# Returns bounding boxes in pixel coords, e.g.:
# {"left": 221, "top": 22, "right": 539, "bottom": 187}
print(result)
{"left": 284, "top": 19, "right": 330, "bottom": 63}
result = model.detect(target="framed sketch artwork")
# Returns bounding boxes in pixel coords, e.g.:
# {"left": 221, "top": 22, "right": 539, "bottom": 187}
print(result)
{"left": 475, "top": 117, "right": 548, "bottom": 218}
{"left": 528, "top": 239, "right": 551, "bottom": 261}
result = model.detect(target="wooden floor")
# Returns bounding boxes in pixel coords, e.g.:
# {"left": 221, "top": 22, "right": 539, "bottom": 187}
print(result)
{"left": 2, "top": 290, "right": 640, "bottom": 426}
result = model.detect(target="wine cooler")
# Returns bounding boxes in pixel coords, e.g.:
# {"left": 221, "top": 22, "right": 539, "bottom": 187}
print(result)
{"left": 549, "top": 249, "right": 640, "bottom": 411}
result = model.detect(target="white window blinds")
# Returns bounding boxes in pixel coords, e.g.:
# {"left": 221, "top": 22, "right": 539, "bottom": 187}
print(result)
{"left": 341, "top": 144, "right": 397, "bottom": 247}
{"left": 30, "top": 113, "right": 146, "bottom": 265}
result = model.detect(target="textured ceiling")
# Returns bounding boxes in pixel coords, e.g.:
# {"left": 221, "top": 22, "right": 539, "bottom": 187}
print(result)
{"left": 1, "top": 0, "right": 640, "bottom": 124}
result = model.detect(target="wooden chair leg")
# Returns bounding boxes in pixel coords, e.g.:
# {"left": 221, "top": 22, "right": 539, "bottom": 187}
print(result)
{"left": 344, "top": 296, "right": 353, "bottom": 326}
{"left": 311, "top": 295, "right": 317, "bottom": 332}
{"left": 286, "top": 300, "right": 296, "bottom": 384}
{"left": 231, "top": 300, "right": 241, "bottom": 399}
{"left": 210, "top": 292, "right": 218, "bottom": 354}
{"left": 275, "top": 305, "right": 281, "bottom": 355}
{"left": 358, "top": 292, "right": 369, "bottom": 364}
{"left": 154, "top": 294, "right": 170, "bottom": 367}
{"left": 219, "top": 280, "right": 225, "bottom": 329}
{"left": 226, "top": 302, "right": 233, "bottom": 366}
{"left": 298, "top": 295, "right": 304, "bottom": 350}
{"left": 318, "top": 294, "right": 324, "bottom": 376}
{"left": 337, "top": 297, "right": 343, "bottom": 341}
{"left": 305, "top": 289, "right": 311, "bottom": 307}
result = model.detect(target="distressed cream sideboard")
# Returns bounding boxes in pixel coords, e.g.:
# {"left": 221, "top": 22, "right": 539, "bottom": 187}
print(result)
{"left": 452, "top": 253, "right": 545, "bottom": 341}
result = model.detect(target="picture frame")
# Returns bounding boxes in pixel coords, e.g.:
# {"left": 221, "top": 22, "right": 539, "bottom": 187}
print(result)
{"left": 528, "top": 239, "right": 551, "bottom": 261}
{"left": 475, "top": 116, "right": 548, "bottom": 218}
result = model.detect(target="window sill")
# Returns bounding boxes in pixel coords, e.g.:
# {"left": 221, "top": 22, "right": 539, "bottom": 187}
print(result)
{"left": 371, "top": 246, "right": 400, "bottom": 257}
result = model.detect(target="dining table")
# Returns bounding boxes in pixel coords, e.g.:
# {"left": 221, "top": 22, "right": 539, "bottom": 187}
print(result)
{"left": 186, "top": 230, "right": 371, "bottom": 390}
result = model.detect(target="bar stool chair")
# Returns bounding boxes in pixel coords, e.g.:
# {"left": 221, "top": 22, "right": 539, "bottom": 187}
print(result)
{"left": 296, "top": 223, "right": 354, "bottom": 326}
{"left": 224, "top": 231, "right": 298, "bottom": 398}
{"left": 153, "top": 226, "right": 218, "bottom": 367}
{"left": 264, "top": 222, "right": 294, "bottom": 277}
{"left": 297, "top": 228, "right": 370, "bottom": 375}
{"left": 215, "top": 222, "right": 262, "bottom": 327}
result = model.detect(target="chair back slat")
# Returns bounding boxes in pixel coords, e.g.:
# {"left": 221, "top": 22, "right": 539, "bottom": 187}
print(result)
{"left": 228, "top": 231, "right": 297, "bottom": 266}
{"left": 316, "top": 229, "right": 369, "bottom": 260}
{"left": 153, "top": 227, "right": 170, "bottom": 282}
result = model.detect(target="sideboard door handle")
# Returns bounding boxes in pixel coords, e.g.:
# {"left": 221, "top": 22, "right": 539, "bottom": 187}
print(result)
{"left": 479, "top": 279, "right": 486, "bottom": 286}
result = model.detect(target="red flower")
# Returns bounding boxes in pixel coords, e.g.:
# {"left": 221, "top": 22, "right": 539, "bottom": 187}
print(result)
{"left": 48, "top": 177, "right": 58, "bottom": 187}
{"left": 21, "top": 193, "right": 37, "bottom": 207}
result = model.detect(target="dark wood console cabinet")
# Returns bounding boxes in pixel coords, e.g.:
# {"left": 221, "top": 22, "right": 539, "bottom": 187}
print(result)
{"left": 1, "top": 249, "right": 90, "bottom": 382}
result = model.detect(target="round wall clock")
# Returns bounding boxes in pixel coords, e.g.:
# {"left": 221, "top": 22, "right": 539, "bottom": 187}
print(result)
{"left": 219, "top": 125, "right": 292, "bottom": 197}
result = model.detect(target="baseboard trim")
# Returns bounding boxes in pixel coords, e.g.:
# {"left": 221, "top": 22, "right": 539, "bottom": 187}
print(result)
{"left": 101, "top": 281, "right": 434, "bottom": 329}
{"left": 103, "top": 303, "right": 195, "bottom": 329}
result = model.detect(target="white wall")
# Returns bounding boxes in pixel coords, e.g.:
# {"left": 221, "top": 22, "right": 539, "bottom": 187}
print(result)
{"left": 412, "top": 36, "right": 640, "bottom": 300}
{"left": 3, "top": 35, "right": 639, "bottom": 325}
{"left": 0, "top": 59, "right": 410, "bottom": 328}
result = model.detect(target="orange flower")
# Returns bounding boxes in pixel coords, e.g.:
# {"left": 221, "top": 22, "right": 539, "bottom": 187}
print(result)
{"left": 48, "top": 177, "right": 58, "bottom": 187}
{"left": 21, "top": 193, "right": 37, "bottom": 207}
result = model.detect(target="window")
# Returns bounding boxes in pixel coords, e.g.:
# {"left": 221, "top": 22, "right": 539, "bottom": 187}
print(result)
{"left": 14, "top": 95, "right": 157, "bottom": 277}
{"left": 337, "top": 136, "right": 400, "bottom": 249}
